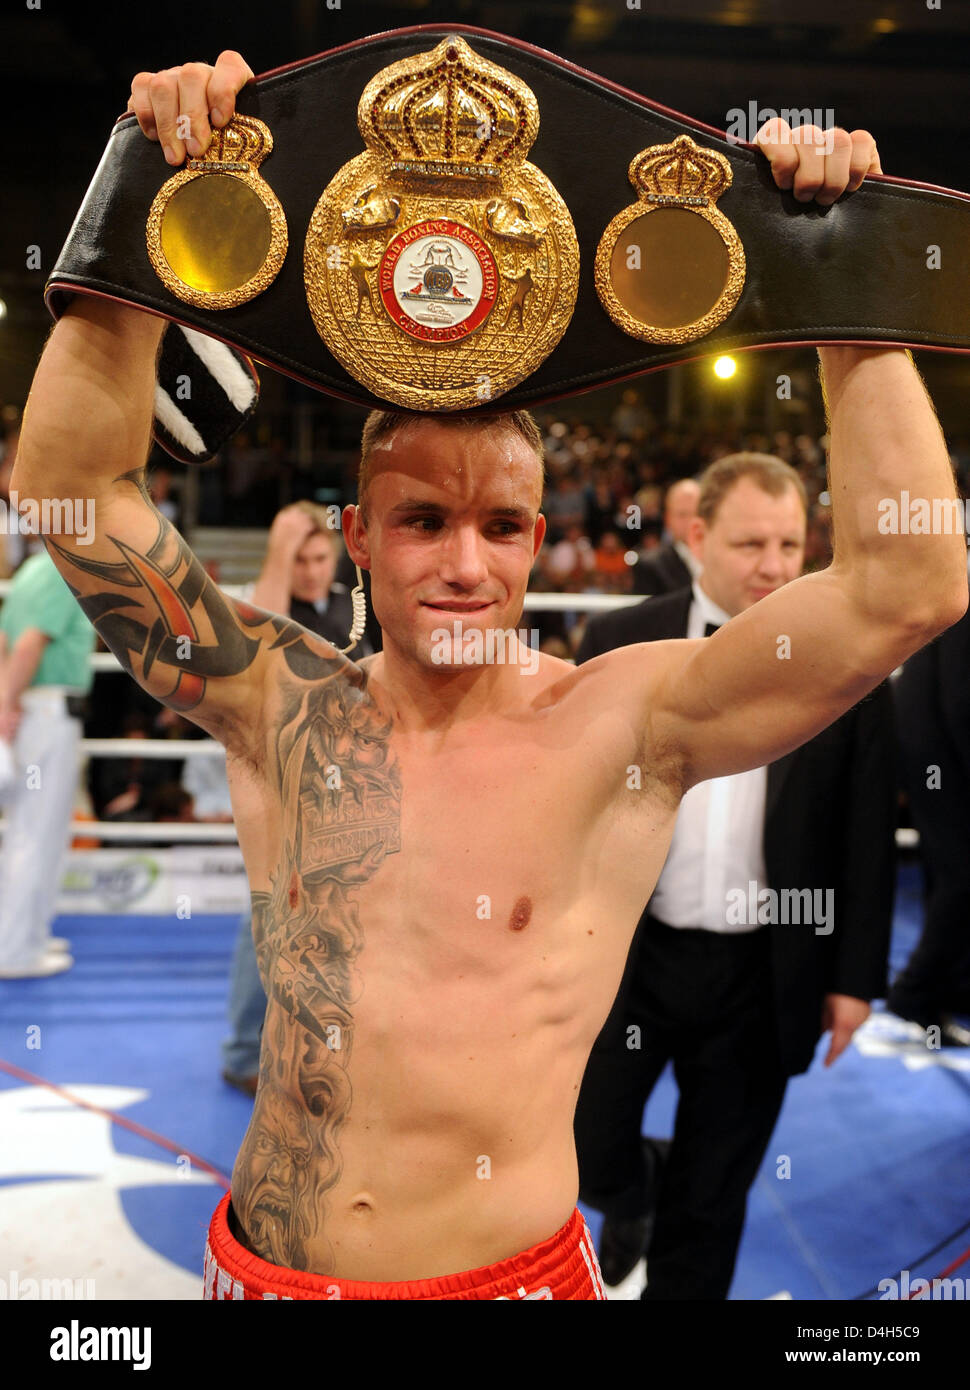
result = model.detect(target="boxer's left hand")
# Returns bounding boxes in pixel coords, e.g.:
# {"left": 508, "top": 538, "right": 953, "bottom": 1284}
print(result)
{"left": 756, "top": 119, "right": 882, "bottom": 206}
{"left": 821, "top": 992, "right": 871, "bottom": 1067}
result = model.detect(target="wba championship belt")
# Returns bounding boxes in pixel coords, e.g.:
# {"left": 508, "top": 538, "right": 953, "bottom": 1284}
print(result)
{"left": 46, "top": 24, "right": 970, "bottom": 458}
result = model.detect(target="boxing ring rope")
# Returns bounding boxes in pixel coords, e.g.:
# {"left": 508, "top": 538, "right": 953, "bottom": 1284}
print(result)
{"left": 1, "top": 584, "right": 645, "bottom": 608}
{"left": 0, "top": 1058, "right": 232, "bottom": 1190}
{"left": 53, "top": 821, "right": 239, "bottom": 842}
{"left": 854, "top": 1217, "right": 970, "bottom": 1299}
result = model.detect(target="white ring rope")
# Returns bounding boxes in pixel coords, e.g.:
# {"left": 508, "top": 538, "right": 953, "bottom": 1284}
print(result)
{"left": 0, "top": 582, "right": 643, "bottom": 611}
{"left": 16, "top": 820, "right": 240, "bottom": 843}
{"left": 80, "top": 738, "right": 224, "bottom": 758}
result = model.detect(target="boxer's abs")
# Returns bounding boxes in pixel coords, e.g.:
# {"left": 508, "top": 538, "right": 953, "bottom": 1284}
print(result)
{"left": 229, "top": 987, "right": 588, "bottom": 1280}
{"left": 227, "top": 832, "right": 654, "bottom": 1280}
{"left": 227, "top": 844, "right": 643, "bottom": 1280}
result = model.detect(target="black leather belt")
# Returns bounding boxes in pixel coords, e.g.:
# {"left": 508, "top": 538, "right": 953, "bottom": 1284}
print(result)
{"left": 45, "top": 23, "right": 970, "bottom": 453}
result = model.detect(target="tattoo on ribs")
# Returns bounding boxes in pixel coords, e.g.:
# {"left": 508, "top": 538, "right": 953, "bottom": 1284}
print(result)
{"left": 236, "top": 665, "right": 402, "bottom": 1271}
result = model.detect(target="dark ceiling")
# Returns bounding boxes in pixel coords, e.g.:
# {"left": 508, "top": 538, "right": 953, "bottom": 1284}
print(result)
{"left": 2, "top": 0, "right": 968, "bottom": 406}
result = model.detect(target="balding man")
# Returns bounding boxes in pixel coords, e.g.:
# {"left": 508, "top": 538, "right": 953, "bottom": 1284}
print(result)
{"left": 633, "top": 478, "right": 702, "bottom": 595}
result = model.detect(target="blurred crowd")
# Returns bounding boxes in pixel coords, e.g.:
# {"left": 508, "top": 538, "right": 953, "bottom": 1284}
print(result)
{"left": 532, "top": 399, "right": 835, "bottom": 585}
{"left": 527, "top": 395, "right": 838, "bottom": 658}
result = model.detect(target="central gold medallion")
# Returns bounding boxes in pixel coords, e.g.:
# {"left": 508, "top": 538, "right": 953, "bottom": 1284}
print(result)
{"left": 304, "top": 35, "right": 579, "bottom": 410}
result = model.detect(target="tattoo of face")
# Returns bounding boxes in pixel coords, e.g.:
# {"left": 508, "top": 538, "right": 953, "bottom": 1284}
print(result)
{"left": 241, "top": 1078, "right": 316, "bottom": 1268}
{"left": 234, "top": 662, "right": 402, "bottom": 1272}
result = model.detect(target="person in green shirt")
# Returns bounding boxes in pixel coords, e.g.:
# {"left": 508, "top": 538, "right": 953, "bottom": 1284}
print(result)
{"left": 0, "top": 546, "right": 95, "bottom": 977}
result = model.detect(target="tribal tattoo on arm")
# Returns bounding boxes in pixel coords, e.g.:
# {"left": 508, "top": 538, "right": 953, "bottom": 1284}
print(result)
{"left": 233, "top": 661, "right": 402, "bottom": 1273}
{"left": 45, "top": 467, "right": 343, "bottom": 747}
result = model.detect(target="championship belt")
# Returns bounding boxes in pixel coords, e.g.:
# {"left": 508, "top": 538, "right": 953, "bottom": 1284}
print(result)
{"left": 46, "top": 24, "right": 970, "bottom": 458}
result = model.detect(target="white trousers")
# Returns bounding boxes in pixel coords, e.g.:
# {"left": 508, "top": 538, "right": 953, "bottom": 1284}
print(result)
{"left": 0, "top": 687, "right": 81, "bottom": 968}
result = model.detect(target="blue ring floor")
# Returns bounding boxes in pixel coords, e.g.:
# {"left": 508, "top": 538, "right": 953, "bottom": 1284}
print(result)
{"left": 0, "top": 861, "right": 966, "bottom": 1300}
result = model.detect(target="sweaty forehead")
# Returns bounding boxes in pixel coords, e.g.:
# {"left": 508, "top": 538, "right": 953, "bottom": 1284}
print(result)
{"left": 369, "top": 420, "right": 543, "bottom": 509}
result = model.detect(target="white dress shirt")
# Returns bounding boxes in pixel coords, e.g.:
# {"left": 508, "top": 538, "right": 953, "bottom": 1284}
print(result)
{"left": 649, "top": 581, "right": 768, "bottom": 934}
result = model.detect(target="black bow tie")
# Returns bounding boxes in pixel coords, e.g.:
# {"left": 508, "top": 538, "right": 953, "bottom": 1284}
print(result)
{"left": 704, "top": 621, "right": 722, "bottom": 637}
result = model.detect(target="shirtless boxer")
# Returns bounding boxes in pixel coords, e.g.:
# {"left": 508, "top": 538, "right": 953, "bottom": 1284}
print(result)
{"left": 13, "top": 52, "right": 967, "bottom": 1299}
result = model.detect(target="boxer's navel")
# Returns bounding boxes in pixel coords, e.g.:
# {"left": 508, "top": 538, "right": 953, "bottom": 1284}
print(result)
{"left": 508, "top": 896, "right": 532, "bottom": 931}
{"left": 349, "top": 1194, "right": 375, "bottom": 1217}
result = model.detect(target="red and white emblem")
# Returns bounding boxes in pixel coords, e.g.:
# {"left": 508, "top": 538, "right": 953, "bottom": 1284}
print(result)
{"left": 379, "top": 220, "right": 498, "bottom": 343}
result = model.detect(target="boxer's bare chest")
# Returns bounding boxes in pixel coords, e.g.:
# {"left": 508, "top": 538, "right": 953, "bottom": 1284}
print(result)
{"left": 227, "top": 654, "right": 675, "bottom": 1270}
{"left": 232, "top": 653, "right": 673, "bottom": 968}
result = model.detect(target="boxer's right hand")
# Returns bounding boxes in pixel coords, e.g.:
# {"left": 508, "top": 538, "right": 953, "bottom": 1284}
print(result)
{"left": 127, "top": 50, "right": 255, "bottom": 167}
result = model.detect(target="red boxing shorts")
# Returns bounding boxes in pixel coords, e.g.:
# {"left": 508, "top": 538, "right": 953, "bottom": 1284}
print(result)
{"left": 204, "top": 1192, "right": 606, "bottom": 1300}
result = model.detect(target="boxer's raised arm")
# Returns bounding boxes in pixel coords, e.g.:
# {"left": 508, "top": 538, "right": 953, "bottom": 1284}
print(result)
{"left": 631, "top": 346, "right": 968, "bottom": 789}
{"left": 11, "top": 298, "right": 339, "bottom": 752}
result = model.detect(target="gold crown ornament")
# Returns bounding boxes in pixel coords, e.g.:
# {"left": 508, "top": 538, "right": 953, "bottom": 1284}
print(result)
{"left": 146, "top": 115, "right": 288, "bottom": 310}
{"left": 595, "top": 134, "right": 746, "bottom": 345}
{"left": 304, "top": 36, "right": 579, "bottom": 410}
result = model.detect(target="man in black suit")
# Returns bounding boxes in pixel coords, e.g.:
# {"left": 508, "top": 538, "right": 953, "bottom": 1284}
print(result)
{"left": 574, "top": 452, "right": 895, "bottom": 1299}
{"left": 633, "top": 477, "right": 701, "bottom": 595}
{"left": 889, "top": 593, "right": 970, "bottom": 1043}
